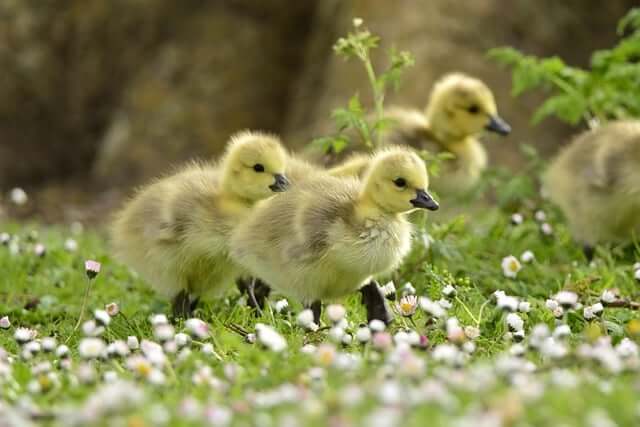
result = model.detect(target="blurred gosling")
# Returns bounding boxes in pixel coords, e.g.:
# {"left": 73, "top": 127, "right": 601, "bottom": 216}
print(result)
{"left": 230, "top": 146, "right": 439, "bottom": 323}
{"left": 544, "top": 120, "right": 640, "bottom": 259}
{"left": 111, "top": 130, "right": 289, "bottom": 317}
{"left": 330, "top": 73, "right": 511, "bottom": 195}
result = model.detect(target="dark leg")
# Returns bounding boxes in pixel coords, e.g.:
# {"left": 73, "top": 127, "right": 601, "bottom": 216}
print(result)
{"left": 172, "top": 290, "right": 192, "bottom": 318}
{"left": 583, "top": 244, "right": 595, "bottom": 262}
{"left": 360, "top": 280, "right": 392, "bottom": 325}
{"left": 189, "top": 296, "right": 200, "bottom": 314}
{"left": 306, "top": 301, "right": 322, "bottom": 325}
{"left": 236, "top": 277, "right": 272, "bottom": 310}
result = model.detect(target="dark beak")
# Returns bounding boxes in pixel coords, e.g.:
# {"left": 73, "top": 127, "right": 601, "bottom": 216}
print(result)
{"left": 410, "top": 189, "right": 439, "bottom": 211}
{"left": 485, "top": 115, "right": 511, "bottom": 136}
{"left": 269, "top": 174, "right": 289, "bottom": 192}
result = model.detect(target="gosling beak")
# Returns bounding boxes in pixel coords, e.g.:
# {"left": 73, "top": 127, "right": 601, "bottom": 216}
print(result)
{"left": 485, "top": 115, "right": 511, "bottom": 136}
{"left": 269, "top": 174, "right": 289, "bottom": 192}
{"left": 410, "top": 189, "right": 439, "bottom": 211}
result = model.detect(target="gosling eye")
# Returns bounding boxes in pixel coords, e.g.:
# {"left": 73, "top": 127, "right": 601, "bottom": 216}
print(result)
{"left": 467, "top": 104, "right": 480, "bottom": 114}
{"left": 253, "top": 163, "right": 265, "bottom": 173}
{"left": 393, "top": 177, "right": 407, "bottom": 188}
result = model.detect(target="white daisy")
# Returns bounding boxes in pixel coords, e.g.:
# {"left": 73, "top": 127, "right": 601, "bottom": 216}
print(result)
{"left": 501, "top": 255, "right": 522, "bottom": 278}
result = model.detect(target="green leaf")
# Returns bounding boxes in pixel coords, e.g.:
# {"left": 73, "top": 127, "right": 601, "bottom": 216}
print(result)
{"left": 617, "top": 7, "right": 640, "bottom": 35}
{"left": 532, "top": 94, "right": 587, "bottom": 125}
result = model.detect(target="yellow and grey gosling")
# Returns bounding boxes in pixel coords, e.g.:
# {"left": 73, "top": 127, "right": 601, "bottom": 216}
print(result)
{"left": 329, "top": 73, "right": 511, "bottom": 196}
{"left": 544, "top": 120, "right": 640, "bottom": 259}
{"left": 230, "top": 146, "right": 439, "bottom": 323}
{"left": 111, "top": 130, "right": 289, "bottom": 316}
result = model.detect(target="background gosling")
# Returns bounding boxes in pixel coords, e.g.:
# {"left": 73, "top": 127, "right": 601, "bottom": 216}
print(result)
{"left": 230, "top": 146, "right": 439, "bottom": 324}
{"left": 111, "top": 130, "right": 289, "bottom": 317}
{"left": 544, "top": 120, "right": 640, "bottom": 259}
{"left": 330, "top": 73, "right": 511, "bottom": 196}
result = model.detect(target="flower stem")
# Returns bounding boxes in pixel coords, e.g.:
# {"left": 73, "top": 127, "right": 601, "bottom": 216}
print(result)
{"left": 67, "top": 278, "right": 93, "bottom": 342}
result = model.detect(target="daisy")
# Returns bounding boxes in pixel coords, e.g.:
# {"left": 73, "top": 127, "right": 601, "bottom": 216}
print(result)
{"left": 150, "top": 314, "right": 169, "bottom": 326}
{"left": 41, "top": 337, "right": 57, "bottom": 352}
{"left": 94, "top": 309, "right": 111, "bottom": 326}
{"left": 325, "top": 304, "right": 346, "bottom": 324}
{"left": 554, "top": 291, "right": 578, "bottom": 308}
{"left": 442, "top": 284, "right": 457, "bottom": 298}
{"left": 64, "top": 238, "right": 78, "bottom": 252}
{"left": 464, "top": 326, "right": 480, "bottom": 340}
{"left": 273, "top": 299, "right": 289, "bottom": 314}
{"left": 402, "top": 282, "right": 416, "bottom": 296}
{"left": 355, "top": 327, "right": 372, "bottom": 343}
{"left": 255, "top": 323, "right": 287, "bottom": 353}
{"left": 84, "top": 260, "right": 101, "bottom": 279}
{"left": 9, "top": 187, "right": 28, "bottom": 205}
{"left": 520, "top": 250, "right": 535, "bottom": 263}
{"left": 506, "top": 313, "right": 524, "bottom": 332}
{"left": 419, "top": 297, "right": 447, "bottom": 318}
{"left": 518, "top": 301, "right": 531, "bottom": 313}
{"left": 369, "top": 319, "right": 386, "bottom": 332}
{"left": 510, "top": 213, "right": 524, "bottom": 225}
{"left": 379, "top": 281, "right": 397, "bottom": 300}
{"left": 501, "top": 255, "right": 522, "bottom": 278}
{"left": 79, "top": 338, "right": 106, "bottom": 359}
{"left": 105, "top": 302, "right": 119, "bottom": 317}
{"left": 185, "top": 318, "right": 209, "bottom": 339}
{"left": 127, "top": 336, "right": 140, "bottom": 350}
{"left": 600, "top": 289, "right": 617, "bottom": 304}
{"left": 396, "top": 295, "right": 418, "bottom": 317}
{"left": 0, "top": 316, "right": 10, "bottom": 329}
{"left": 175, "top": 333, "right": 191, "bottom": 348}
{"left": 14, "top": 327, "right": 36, "bottom": 344}
{"left": 372, "top": 332, "right": 393, "bottom": 351}
{"left": 296, "top": 309, "right": 318, "bottom": 331}
{"left": 316, "top": 343, "right": 337, "bottom": 366}
{"left": 540, "top": 223, "right": 553, "bottom": 236}
{"left": 154, "top": 324, "right": 175, "bottom": 342}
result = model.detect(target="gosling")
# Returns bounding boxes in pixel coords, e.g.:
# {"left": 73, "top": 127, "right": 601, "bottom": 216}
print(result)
{"left": 111, "top": 131, "right": 289, "bottom": 317}
{"left": 329, "top": 73, "right": 511, "bottom": 195}
{"left": 544, "top": 120, "right": 640, "bottom": 259}
{"left": 230, "top": 146, "right": 439, "bottom": 323}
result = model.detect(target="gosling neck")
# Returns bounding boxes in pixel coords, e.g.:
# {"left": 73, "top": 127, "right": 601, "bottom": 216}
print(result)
{"left": 218, "top": 188, "right": 255, "bottom": 213}
{"left": 355, "top": 191, "right": 397, "bottom": 223}
{"left": 425, "top": 111, "right": 469, "bottom": 148}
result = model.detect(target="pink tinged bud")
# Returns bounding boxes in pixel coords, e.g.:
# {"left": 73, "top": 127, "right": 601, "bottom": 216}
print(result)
{"left": 105, "top": 302, "right": 119, "bottom": 316}
{"left": 84, "top": 260, "right": 101, "bottom": 279}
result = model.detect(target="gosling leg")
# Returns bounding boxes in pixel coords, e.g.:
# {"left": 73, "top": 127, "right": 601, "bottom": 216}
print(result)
{"left": 236, "top": 277, "right": 272, "bottom": 310}
{"left": 360, "top": 280, "right": 392, "bottom": 325}
{"left": 306, "top": 301, "right": 322, "bottom": 325}
{"left": 172, "top": 289, "right": 192, "bottom": 318}
{"left": 583, "top": 244, "right": 595, "bottom": 262}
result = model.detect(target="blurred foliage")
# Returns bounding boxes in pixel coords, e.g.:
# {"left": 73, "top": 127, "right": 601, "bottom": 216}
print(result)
{"left": 311, "top": 19, "right": 414, "bottom": 154}
{"left": 488, "top": 7, "right": 640, "bottom": 127}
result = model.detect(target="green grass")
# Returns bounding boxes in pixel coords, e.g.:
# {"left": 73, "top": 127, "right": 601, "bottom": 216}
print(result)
{"left": 1, "top": 171, "right": 640, "bottom": 426}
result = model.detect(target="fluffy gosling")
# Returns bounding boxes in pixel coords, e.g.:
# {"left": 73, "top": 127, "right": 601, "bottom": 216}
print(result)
{"left": 330, "top": 73, "right": 511, "bottom": 195}
{"left": 544, "top": 120, "right": 640, "bottom": 259}
{"left": 111, "top": 131, "right": 289, "bottom": 317}
{"left": 230, "top": 146, "right": 439, "bottom": 323}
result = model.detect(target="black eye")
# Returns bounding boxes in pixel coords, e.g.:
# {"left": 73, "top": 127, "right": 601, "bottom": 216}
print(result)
{"left": 467, "top": 105, "right": 480, "bottom": 114}
{"left": 253, "top": 164, "right": 265, "bottom": 173}
{"left": 393, "top": 177, "right": 407, "bottom": 188}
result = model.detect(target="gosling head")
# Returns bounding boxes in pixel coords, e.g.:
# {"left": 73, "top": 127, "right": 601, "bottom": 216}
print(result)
{"left": 425, "top": 73, "right": 511, "bottom": 141}
{"left": 361, "top": 147, "right": 439, "bottom": 214}
{"left": 220, "top": 130, "right": 289, "bottom": 202}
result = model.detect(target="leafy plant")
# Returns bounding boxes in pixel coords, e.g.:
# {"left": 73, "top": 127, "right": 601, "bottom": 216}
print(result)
{"left": 488, "top": 7, "right": 640, "bottom": 127}
{"left": 311, "top": 18, "right": 414, "bottom": 154}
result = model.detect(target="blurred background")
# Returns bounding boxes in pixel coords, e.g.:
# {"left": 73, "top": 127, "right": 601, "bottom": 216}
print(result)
{"left": 0, "top": 0, "right": 636, "bottom": 223}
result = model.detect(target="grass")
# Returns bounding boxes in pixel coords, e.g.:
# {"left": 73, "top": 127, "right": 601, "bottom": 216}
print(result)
{"left": 1, "top": 165, "right": 640, "bottom": 427}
